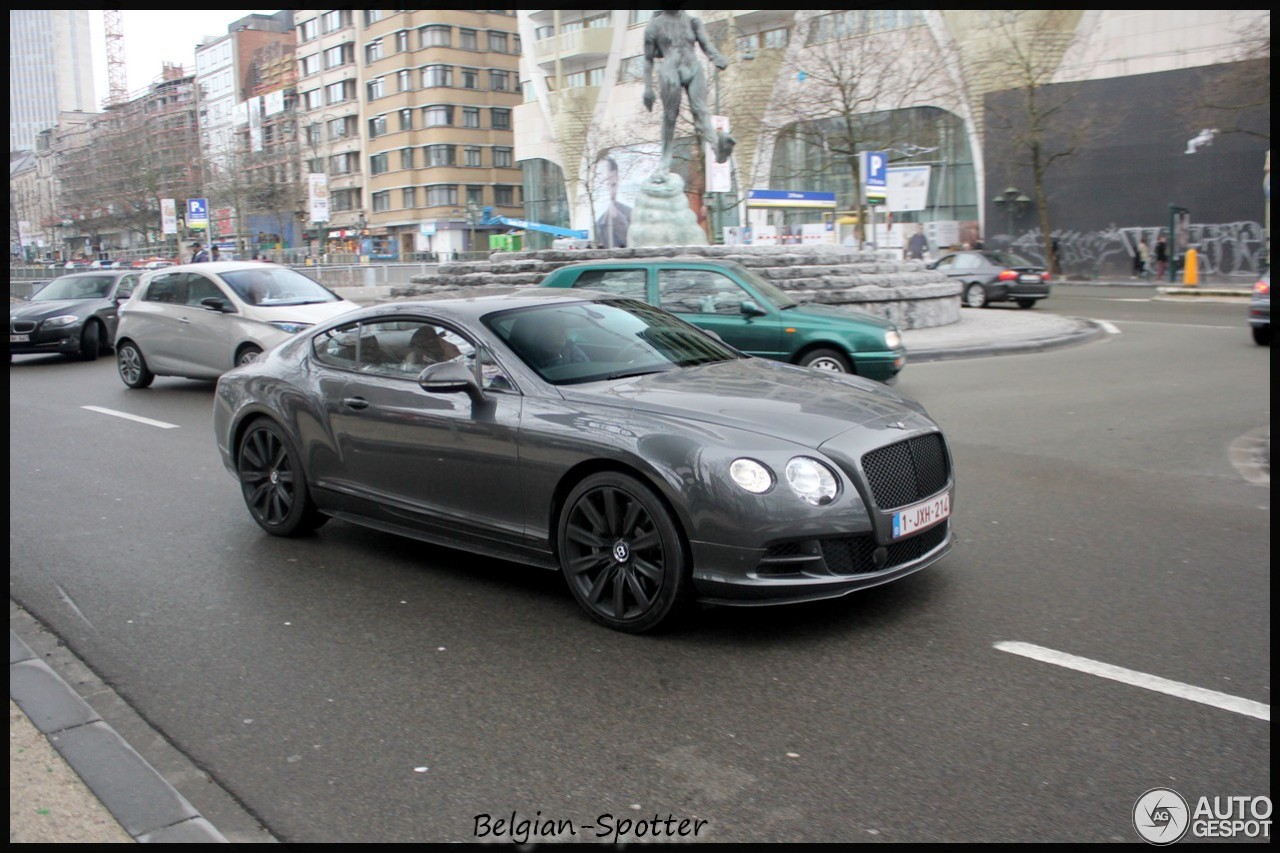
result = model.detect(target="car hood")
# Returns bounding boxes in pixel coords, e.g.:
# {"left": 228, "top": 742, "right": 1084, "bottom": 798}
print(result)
{"left": 782, "top": 302, "right": 897, "bottom": 331}
{"left": 246, "top": 299, "right": 360, "bottom": 324}
{"left": 565, "top": 357, "right": 929, "bottom": 446}
{"left": 11, "top": 299, "right": 97, "bottom": 320}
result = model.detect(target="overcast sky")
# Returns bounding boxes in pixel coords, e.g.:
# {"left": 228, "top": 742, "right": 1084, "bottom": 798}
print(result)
{"left": 87, "top": 10, "right": 268, "bottom": 103}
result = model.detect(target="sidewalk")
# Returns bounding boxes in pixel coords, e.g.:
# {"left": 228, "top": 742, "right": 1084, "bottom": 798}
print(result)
{"left": 8, "top": 277, "right": 1252, "bottom": 843}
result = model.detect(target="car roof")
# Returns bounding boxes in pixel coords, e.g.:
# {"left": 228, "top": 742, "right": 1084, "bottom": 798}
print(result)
{"left": 357, "top": 288, "right": 626, "bottom": 323}
{"left": 555, "top": 258, "right": 749, "bottom": 272}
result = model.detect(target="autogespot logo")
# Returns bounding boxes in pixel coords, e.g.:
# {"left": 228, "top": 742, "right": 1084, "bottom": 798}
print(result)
{"left": 1134, "top": 788, "right": 1190, "bottom": 845}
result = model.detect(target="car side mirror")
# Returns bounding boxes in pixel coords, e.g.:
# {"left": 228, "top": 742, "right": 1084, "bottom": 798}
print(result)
{"left": 200, "top": 296, "right": 232, "bottom": 312}
{"left": 418, "top": 360, "right": 485, "bottom": 405}
{"left": 740, "top": 300, "right": 767, "bottom": 317}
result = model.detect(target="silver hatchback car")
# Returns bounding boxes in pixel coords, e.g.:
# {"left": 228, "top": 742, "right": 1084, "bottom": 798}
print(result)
{"left": 114, "top": 261, "right": 360, "bottom": 388}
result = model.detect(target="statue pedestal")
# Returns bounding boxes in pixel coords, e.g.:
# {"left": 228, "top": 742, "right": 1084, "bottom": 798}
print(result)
{"left": 626, "top": 172, "right": 707, "bottom": 248}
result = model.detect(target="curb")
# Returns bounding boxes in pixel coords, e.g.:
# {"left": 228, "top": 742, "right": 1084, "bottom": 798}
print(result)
{"left": 10, "top": 629, "right": 229, "bottom": 843}
{"left": 906, "top": 316, "right": 1109, "bottom": 363}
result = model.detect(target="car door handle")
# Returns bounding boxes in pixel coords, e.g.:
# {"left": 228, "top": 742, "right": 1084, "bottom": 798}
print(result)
{"left": 342, "top": 397, "right": 370, "bottom": 410}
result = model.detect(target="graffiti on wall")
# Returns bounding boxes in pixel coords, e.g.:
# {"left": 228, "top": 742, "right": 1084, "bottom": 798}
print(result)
{"left": 1004, "top": 221, "right": 1267, "bottom": 280}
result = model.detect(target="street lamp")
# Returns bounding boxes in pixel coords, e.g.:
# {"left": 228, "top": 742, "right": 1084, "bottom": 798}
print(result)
{"left": 992, "top": 186, "right": 1031, "bottom": 240}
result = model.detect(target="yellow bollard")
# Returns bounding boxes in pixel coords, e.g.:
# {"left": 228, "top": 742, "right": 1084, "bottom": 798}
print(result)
{"left": 1182, "top": 247, "right": 1199, "bottom": 286}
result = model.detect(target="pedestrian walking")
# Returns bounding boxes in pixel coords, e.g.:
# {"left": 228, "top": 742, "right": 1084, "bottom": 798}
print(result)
{"left": 1133, "top": 236, "right": 1151, "bottom": 279}
{"left": 190, "top": 242, "right": 209, "bottom": 263}
{"left": 1154, "top": 232, "right": 1169, "bottom": 279}
{"left": 905, "top": 224, "right": 928, "bottom": 260}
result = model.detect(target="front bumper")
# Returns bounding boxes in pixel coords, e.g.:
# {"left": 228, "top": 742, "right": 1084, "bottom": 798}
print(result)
{"left": 9, "top": 321, "right": 84, "bottom": 355}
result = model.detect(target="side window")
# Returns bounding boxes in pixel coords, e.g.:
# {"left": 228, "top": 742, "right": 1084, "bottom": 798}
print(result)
{"left": 117, "top": 274, "right": 138, "bottom": 298}
{"left": 934, "top": 255, "right": 955, "bottom": 270}
{"left": 185, "top": 273, "right": 225, "bottom": 306}
{"left": 956, "top": 254, "right": 981, "bottom": 271}
{"left": 658, "top": 270, "right": 748, "bottom": 315}
{"left": 571, "top": 269, "right": 647, "bottom": 299}
{"left": 313, "top": 321, "right": 361, "bottom": 370}
{"left": 314, "top": 318, "right": 513, "bottom": 390}
{"left": 143, "top": 272, "right": 184, "bottom": 304}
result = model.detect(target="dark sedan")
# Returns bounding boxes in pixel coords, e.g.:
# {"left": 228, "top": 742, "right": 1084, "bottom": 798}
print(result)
{"left": 214, "top": 291, "right": 954, "bottom": 633}
{"left": 1249, "top": 269, "right": 1269, "bottom": 345}
{"left": 929, "top": 249, "right": 1052, "bottom": 308}
{"left": 10, "top": 270, "right": 141, "bottom": 361}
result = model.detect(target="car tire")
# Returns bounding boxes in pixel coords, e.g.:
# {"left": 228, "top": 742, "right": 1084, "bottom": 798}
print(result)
{"left": 78, "top": 321, "right": 101, "bottom": 361}
{"left": 116, "top": 340, "right": 154, "bottom": 388}
{"left": 236, "top": 419, "right": 328, "bottom": 537}
{"left": 236, "top": 345, "right": 263, "bottom": 367}
{"left": 557, "top": 471, "right": 689, "bottom": 633}
{"left": 798, "top": 347, "right": 853, "bottom": 373}
{"left": 1015, "top": 298, "right": 1038, "bottom": 309}
{"left": 1253, "top": 325, "right": 1271, "bottom": 346}
{"left": 964, "top": 283, "right": 988, "bottom": 308}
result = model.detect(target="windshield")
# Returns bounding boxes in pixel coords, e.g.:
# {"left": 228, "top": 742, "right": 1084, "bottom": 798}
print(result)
{"left": 485, "top": 298, "right": 743, "bottom": 385}
{"left": 32, "top": 275, "right": 115, "bottom": 300}
{"left": 220, "top": 267, "right": 341, "bottom": 306}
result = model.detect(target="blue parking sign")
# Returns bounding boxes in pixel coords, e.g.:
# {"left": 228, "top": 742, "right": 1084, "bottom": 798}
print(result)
{"left": 187, "top": 198, "right": 208, "bottom": 220}
{"left": 863, "top": 152, "right": 887, "bottom": 204}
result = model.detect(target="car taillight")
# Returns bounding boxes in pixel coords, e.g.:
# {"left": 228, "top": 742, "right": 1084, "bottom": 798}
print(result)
{"left": 1255, "top": 279, "right": 1270, "bottom": 295}
{"left": 997, "top": 270, "right": 1018, "bottom": 281}
{"left": 1041, "top": 271, "right": 1050, "bottom": 282}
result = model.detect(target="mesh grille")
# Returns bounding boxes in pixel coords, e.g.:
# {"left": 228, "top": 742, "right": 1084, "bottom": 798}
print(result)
{"left": 821, "top": 522, "right": 948, "bottom": 575}
{"left": 861, "top": 433, "right": 949, "bottom": 509}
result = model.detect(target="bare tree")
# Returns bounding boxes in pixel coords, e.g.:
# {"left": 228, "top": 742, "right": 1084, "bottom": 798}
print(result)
{"left": 1181, "top": 14, "right": 1269, "bottom": 143}
{"left": 765, "top": 12, "right": 948, "bottom": 244}
{"left": 969, "top": 10, "right": 1108, "bottom": 270}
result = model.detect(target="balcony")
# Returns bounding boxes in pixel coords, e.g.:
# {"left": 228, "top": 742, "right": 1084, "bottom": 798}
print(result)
{"left": 533, "top": 27, "right": 613, "bottom": 68}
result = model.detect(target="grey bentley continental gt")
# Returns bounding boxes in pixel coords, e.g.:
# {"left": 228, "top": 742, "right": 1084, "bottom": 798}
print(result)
{"left": 214, "top": 290, "right": 954, "bottom": 633}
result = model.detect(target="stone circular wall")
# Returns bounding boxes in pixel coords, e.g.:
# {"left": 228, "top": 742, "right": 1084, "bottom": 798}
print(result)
{"left": 396, "top": 244, "right": 961, "bottom": 330}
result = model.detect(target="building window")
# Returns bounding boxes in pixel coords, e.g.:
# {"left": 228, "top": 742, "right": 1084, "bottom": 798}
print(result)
{"left": 461, "top": 68, "right": 479, "bottom": 89}
{"left": 300, "top": 54, "right": 320, "bottom": 77}
{"left": 368, "top": 115, "right": 387, "bottom": 138}
{"left": 332, "top": 188, "right": 360, "bottom": 212}
{"left": 398, "top": 109, "right": 413, "bottom": 131}
{"left": 302, "top": 88, "right": 323, "bottom": 110}
{"left": 492, "top": 147, "right": 513, "bottom": 168}
{"left": 330, "top": 152, "right": 358, "bottom": 175}
{"left": 299, "top": 18, "right": 317, "bottom": 42}
{"left": 403, "top": 187, "right": 417, "bottom": 208}
{"left": 396, "top": 69, "right": 413, "bottom": 93}
{"left": 306, "top": 123, "right": 323, "bottom": 147}
{"left": 365, "top": 40, "right": 383, "bottom": 65}
{"left": 394, "top": 29, "right": 410, "bottom": 53}
{"left": 364, "top": 10, "right": 385, "bottom": 27}
{"left": 494, "top": 185, "right": 516, "bottom": 206}
{"left": 490, "top": 108, "right": 511, "bottom": 130}
{"left": 321, "top": 10, "right": 350, "bottom": 34}
{"left": 328, "top": 116, "right": 355, "bottom": 140}
{"left": 423, "top": 105, "right": 453, "bottom": 127}
{"left": 367, "top": 77, "right": 385, "bottom": 101}
{"left": 427, "top": 185, "right": 458, "bottom": 207}
{"left": 401, "top": 148, "right": 415, "bottom": 169}
{"left": 420, "top": 25, "right": 451, "bottom": 48}
{"left": 466, "top": 185, "right": 484, "bottom": 206}
{"left": 370, "top": 153, "right": 389, "bottom": 175}
{"left": 426, "top": 144, "right": 455, "bottom": 167}
{"left": 487, "top": 31, "right": 509, "bottom": 53}
{"left": 422, "top": 65, "right": 453, "bottom": 88}
{"left": 628, "top": 10, "right": 654, "bottom": 26}
{"left": 325, "top": 80, "right": 351, "bottom": 105}
{"left": 462, "top": 107, "right": 481, "bottom": 128}
{"left": 459, "top": 29, "right": 478, "bottom": 50}
{"left": 618, "top": 55, "right": 644, "bottom": 83}
{"left": 324, "top": 44, "right": 351, "bottom": 70}
{"left": 464, "top": 146, "right": 482, "bottom": 167}
{"left": 490, "top": 70, "right": 511, "bottom": 91}
{"left": 372, "top": 191, "right": 391, "bottom": 212}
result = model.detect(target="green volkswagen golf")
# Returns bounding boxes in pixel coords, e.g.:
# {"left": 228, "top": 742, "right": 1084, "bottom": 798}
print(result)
{"left": 539, "top": 259, "right": 905, "bottom": 382}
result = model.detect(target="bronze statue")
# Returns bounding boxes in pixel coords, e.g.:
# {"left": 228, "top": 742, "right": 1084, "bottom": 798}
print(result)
{"left": 643, "top": 9, "right": 735, "bottom": 174}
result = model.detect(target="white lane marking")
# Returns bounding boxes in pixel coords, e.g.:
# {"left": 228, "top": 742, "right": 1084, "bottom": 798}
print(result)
{"left": 995, "top": 641, "right": 1269, "bottom": 722}
{"left": 82, "top": 405, "right": 180, "bottom": 429}
{"left": 1108, "top": 319, "right": 1237, "bottom": 330}
{"left": 1096, "top": 320, "right": 1121, "bottom": 335}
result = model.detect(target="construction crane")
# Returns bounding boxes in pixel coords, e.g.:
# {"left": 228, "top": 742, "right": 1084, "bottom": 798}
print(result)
{"left": 104, "top": 10, "right": 127, "bottom": 106}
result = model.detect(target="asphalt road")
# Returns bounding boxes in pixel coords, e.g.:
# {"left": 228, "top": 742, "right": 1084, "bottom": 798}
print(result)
{"left": 10, "top": 289, "right": 1270, "bottom": 842}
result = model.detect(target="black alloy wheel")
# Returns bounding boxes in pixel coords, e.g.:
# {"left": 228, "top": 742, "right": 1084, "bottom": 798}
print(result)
{"left": 79, "top": 321, "right": 101, "bottom": 361}
{"left": 236, "top": 419, "right": 327, "bottom": 536}
{"left": 558, "top": 472, "right": 688, "bottom": 633}
{"left": 236, "top": 345, "right": 263, "bottom": 366}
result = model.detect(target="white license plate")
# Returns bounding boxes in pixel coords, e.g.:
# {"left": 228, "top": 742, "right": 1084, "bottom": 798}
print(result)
{"left": 892, "top": 491, "right": 951, "bottom": 539}
{"left": 10, "top": 334, "right": 30, "bottom": 343}
{"left": 1019, "top": 274, "right": 1041, "bottom": 283}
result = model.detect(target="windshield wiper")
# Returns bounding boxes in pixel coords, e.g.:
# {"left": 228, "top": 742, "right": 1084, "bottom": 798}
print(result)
{"left": 605, "top": 366, "right": 676, "bottom": 380}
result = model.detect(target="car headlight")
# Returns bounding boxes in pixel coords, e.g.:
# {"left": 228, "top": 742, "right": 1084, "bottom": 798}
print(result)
{"left": 269, "top": 321, "right": 312, "bottom": 334}
{"left": 729, "top": 458, "right": 774, "bottom": 494}
{"left": 785, "top": 457, "right": 839, "bottom": 505}
{"left": 885, "top": 330, "right": 902, "bottom": 349}
{"left": 43, "top": 314, "right": 81, "bottom": 328}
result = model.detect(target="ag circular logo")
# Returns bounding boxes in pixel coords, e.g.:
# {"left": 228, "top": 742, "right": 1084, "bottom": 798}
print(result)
{"left": 612, "top": 540, "right": 630, "bottom": 563}
{"left": 1134, "top": 788, "right": 1190, "bottom": 845}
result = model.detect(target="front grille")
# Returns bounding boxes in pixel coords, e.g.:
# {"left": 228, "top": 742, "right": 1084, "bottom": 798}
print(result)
{"left": 11, "top": 321, "right": 37, "bottom": 334}
{"left": 758, "top": 521, "right": 948, "bottom": 577}
{"left": 861, "top": 433, "right": 949, "bottom": 510}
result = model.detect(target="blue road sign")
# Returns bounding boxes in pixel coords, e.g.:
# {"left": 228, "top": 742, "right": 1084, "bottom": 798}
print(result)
{"left": 187, "top": 198, "right": 208, "bottom": 221}
{"left": 863, "top": 151, "right": 887, "bottom": 204}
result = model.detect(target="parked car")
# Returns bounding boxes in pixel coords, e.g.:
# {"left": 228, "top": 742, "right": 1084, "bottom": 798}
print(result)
{"left": 9, "top": 269, "right": 141, "bottom": 362}
{"left": 538, "top": 259, "right": 906, "bottom": 382}
{"left": 114, "top": 261, "right": 360, "bottom": 388}
{"left": 1248, "top": 269, "right": 1269, "bottom": 346}
{"left": 213, "top": 289, "right": 954, "bottom": 633}
{"left": 928, "top": 249, "right": 1052, "bottom": 309}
